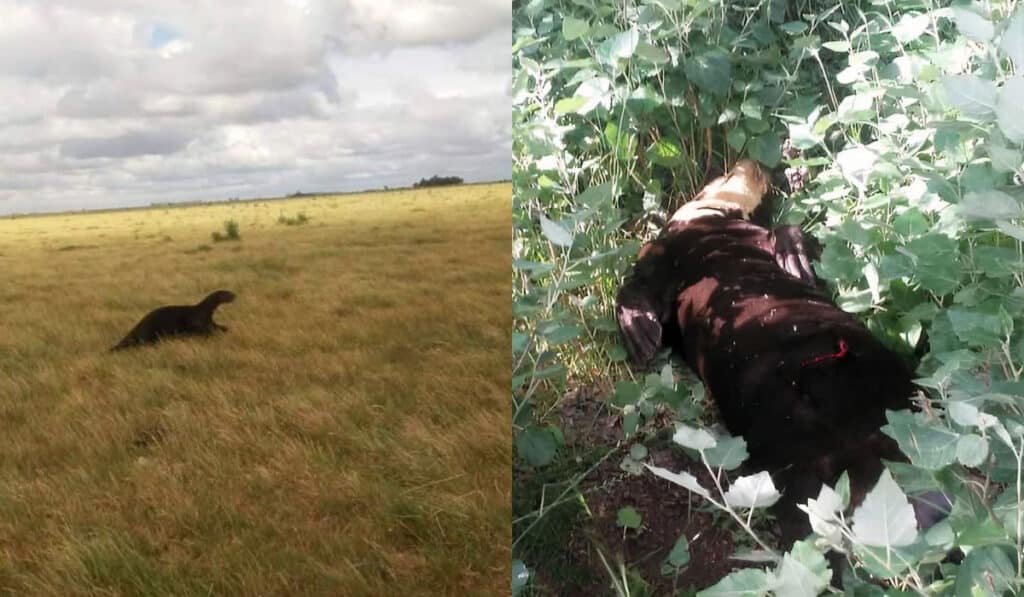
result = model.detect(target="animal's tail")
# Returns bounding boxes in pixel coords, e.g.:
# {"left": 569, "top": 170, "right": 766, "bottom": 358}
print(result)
{"left": 109, "top": 337, "right": 134, "bottom": 352}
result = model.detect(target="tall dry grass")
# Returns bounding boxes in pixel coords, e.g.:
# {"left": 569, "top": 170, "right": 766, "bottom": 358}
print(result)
{"left": 0, "top": 184, "right": 510, "bottom": 595}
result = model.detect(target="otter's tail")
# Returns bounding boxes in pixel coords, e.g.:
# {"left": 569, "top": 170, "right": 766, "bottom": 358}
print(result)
{"left": 109, "top": 335, "right": 138, "bottom": 352}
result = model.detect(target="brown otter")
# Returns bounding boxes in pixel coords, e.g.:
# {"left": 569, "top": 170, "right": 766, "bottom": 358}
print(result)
{"left": 110, "top": 290, "right": 236, "bottom": 351}
{"left": 615, "top": 160, "right": 932, "bottom": 552}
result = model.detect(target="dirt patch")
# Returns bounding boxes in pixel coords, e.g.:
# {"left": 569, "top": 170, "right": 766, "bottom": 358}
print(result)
{"left": 589, "top": 448, "right": 767, "bottom": 594}
{"left": 523, "top": 387, "right": 768, "bottom": 596}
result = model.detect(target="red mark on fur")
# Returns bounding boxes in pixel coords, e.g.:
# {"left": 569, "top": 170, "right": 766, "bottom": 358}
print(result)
{"left": 801, "top": 338, "right": 849, "bottom": 368}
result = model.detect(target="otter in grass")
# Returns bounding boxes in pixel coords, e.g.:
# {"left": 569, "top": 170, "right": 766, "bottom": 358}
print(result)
{"left": 110, "top": 290, "right": 236, "bottom": 351}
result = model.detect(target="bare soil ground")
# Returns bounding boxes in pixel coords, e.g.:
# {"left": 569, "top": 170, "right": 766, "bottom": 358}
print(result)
{"left": 518, "top": 387, "right": 768, "bottom": 596}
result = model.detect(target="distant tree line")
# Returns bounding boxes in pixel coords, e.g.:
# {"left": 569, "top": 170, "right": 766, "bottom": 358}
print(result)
{"left": 413, "top": 175, "right": 464, "bottom": 188}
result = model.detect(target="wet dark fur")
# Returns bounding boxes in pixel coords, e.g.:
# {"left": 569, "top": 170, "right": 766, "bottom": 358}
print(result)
{"left": 616, "top": 163, "right": 917, "bottom": 547}
{"left": 110, "top": 290, "right": 236, "bottom": 351}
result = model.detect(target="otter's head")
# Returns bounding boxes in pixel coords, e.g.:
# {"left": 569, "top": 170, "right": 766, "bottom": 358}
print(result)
{"left": 206, "top": 290, "right": 236, "bottom": 305}
{"left": 730, "top": 159, "right": 768, "bottom": 197}
{"left": 710, "top": 159, "right": 768, "bottom": 216}
{"left": 669, "top": 158, "right": 770, "bottom": 224}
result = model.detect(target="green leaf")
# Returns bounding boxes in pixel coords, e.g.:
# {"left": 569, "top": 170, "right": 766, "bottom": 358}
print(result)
{"left": 612, "top": 380, "right": 641, "bottom": 407}
{"left": 723, "top": 471, "right": 781, "bottom": 508}
{"left": 837, "top": 219, "right": 875, "bottom": 247}
{"left": 752, "top": 19, "right": 776, "bottom": 43}
{"left": 953, "top": 546, "right": 1016, "bottom": 596}
{"left": 718, "top": 106, "right": 740, "bottom": 124}
{"left": 905, "top": 234, "right": 960, "bottom": 296}
{"left": 837, "top": 287, "right": 872, "bottom": 313}
{"left": 956, "top": 433, "right": 989, "bottom": 467}
{"left": 740, "top": 98, "right": 761, "bottom": 120}
{"left": 554, "top": 96, "right": 588, "bottom": 115}
{"left": 836, "top": 94, "right": 874, "bottom": 123}
{"left": 851, "top": 543, "right": 921, "bottom": 578}
{"left": 836, "top": 144, "right": 878, "bottom": 189}
{"left": 950, "top": 7, "right": 994, "bottom": 42}
{"left": 512, "top": 560, "right": 530, "bottom": 596}
{"left": 1000, "top": 8, "right": 1024, "bottom": 68}
{"left": 672, "top": 423, "right": 716, "bottom": 450}
{"left": 892, "top": 13, "right": 930, "bottom": 43}
{"left": 744, "top": 117, "right": 770, "bottom": 134}
{"left": 512, "top": 332, "right": 529, "bottom": 354}
{"left": 620, "top": 453, "right": 644, "bottom": 476}
{"left": 645, "top": 464, "right": 711, "bottom": 499}
{"left": 947, "top": 308, "right": 1009, "bottom": 347}
{"left": 703, "top": 435, "right": 749, "bottom": 470}
{"left": 538, "top": 214, "right": 574, "bottom": 247}
{"left": 659, "top": 363, "right": 674, "bottom": 389}
{"left": 648, "top": 137, "right": 684, "bottom": 167}
{"left": 822, "top": 40, "right": 850, "bottom": 52}
{"left": 882, "top": 410, "right": 959, "bottom": 470}
{"left": 697, "top": 568, "right": 772, "bottom": 597}
{"left": 893, "top": 209, "right": 929, "bottom": 238}
{"left": 773, "top": 541, "right": 831, "bottom": 597}
{"left": 747, "top": 132, "right": 782, "bottom": 167}
{"left": 993, "top": 490, "right": 1024, "bottom": 541}
{"left": 779, "top": 21, "right": 808, "bottom": 35}
{"left": 788, "top": 122, "right": 822, "bottom": 150}
{"left": 684, "top": 50, "right": 731, "bottom": 97}
{"left": 515, "top": 426, "right": 559, "bottom": 467}
{"left": 636, "top": 41, "right": 669, "bottom": 64}
{"left": 835, "top": 472, "right": 851, "bottom": 508}
{"left": 576, "top": 181, "right": 615, "bottom": 209}
{"left": 818, "top": 241, "right": 862, "bottom": 282}
{"left": 851, "top": 469, "right": 918, "bottom": 547}
{"left": 597, "top": 28, "right": 640, "bottom": 65}
{"left": 974, "top": 246, "right": 1023, "bottom": 278}
{"left": 542, "top": 324, "right": 581, "bottom": 345}
{"left": 562, "top": 17, "right": 589, "bottom": 41}
{"left": 989, "top": 145, "right": 1022, "bottom": 173}
{"left": 836, "top": 63, "right": 870, "bottom": 85}
{"left": 626, "top": 84, "right": 661, "bottom": 114}
{"left": 622, "top": 411, "right": 640, "bottom": 437}
{"left": 798, "top": 484, "right": 843, "bottom": 544}
{"left": 849, "top": 50, "right": 880, "bottom": 66}
{"left": 726, "top": 127, "right": 748, "bottom": 151}
{"left": 957, "top": 190, "right": 1024, "bottom": 220}
{"left": 947, "top": 401, "right": 998, "bottom": 430}
{"left": 607, "top": 344, "right": 628, "bottom": 362}
{"left": 604, "top": 122, "right": 637, "bottom": 162}
{"left": 573, "top": 77, "right": 612, "bottom": 114}
{"left": 617, "top": 506, "right": 642, "bottom": 529}
{"left": 996, "top": 220, "right": 1024, "bottom": 242}
{"left": 943, "top": 75, "right": 997, "bottom": 120}
{"left": 662, "top": 534, "right": 690, "bottom": 573}
{"left": 997, "top": 76, "right": 1024, "bottom": 143}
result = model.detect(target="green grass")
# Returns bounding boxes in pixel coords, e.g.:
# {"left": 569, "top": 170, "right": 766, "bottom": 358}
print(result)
{"left": 0, "top": 184, "right": 511, "bottom": 596}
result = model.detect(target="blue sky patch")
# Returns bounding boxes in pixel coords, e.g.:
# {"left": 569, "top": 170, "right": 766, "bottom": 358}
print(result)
{"left": 149, "top": 22, "right": 179, "bottom": 48}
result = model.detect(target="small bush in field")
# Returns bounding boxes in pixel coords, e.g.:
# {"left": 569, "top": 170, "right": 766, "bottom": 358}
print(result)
{"left": 277, "top": 212, "right": 309, "bottom": 226}
{"left": 212, "top": 220, "right": 240, "bottom": 242}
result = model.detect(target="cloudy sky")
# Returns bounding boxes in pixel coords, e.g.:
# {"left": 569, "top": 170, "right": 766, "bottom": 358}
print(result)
{"left": 0, "top": 0, "right": 510, "bottom": 214}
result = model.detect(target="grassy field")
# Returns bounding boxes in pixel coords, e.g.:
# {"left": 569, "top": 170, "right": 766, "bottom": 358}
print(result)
{"left": 0, "top": 183, "right": 510, "bottom": 595}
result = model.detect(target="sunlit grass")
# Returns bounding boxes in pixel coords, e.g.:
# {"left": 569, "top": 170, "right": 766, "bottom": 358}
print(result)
{"left": 0, "top": 183, "right": 511, "bottom": 595}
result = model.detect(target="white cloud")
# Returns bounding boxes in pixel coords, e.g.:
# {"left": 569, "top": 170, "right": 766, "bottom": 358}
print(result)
{"left": 0, "top": 0, "right": 510, "bottom": 214}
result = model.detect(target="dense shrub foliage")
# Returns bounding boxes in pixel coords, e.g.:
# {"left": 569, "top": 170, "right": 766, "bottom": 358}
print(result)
{"left": 413, "top": 175, "right": 465, "bottom": 188}
{"left": 513, "top": 0, "right": 1024, "bottom": 593}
